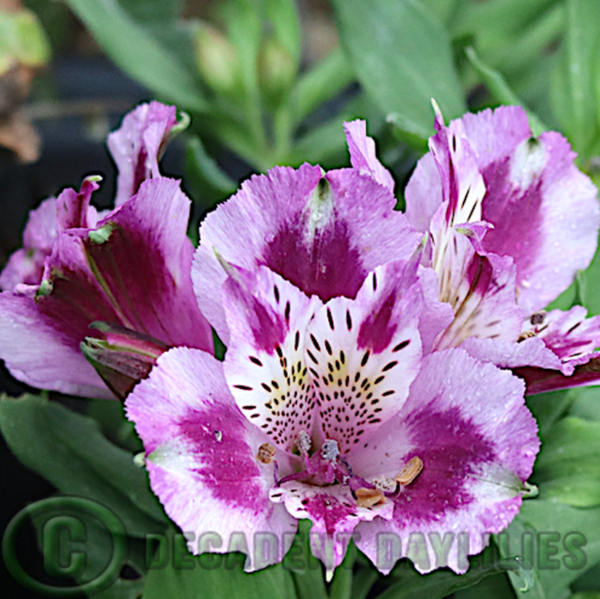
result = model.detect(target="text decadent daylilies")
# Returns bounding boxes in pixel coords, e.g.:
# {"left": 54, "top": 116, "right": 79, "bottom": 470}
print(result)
{"left": 2, "top": 101, "right": 600, "bottom": 578}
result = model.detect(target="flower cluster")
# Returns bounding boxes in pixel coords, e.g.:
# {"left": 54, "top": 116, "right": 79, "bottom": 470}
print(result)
{"left": 1, "top": 101, "right": 599, "bottom": 578}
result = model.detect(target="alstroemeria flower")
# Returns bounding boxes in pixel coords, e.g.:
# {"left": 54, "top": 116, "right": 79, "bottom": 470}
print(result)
{"left": 402, "top": 105, "right": 600, "bottom": 391}
{"left": 0, "top": 101, "right": 179, "bottom": 295}
{"left": 0, "top": 102, "right": 212, "bottom": 398}
{"left": 126, "top": 262, "right": 538, "bottom": 576}
{"left": 192, "top": 124, "right": 421, "bottom": 344}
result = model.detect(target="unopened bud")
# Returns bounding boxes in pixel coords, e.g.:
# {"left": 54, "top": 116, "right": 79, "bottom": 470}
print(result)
{"left": 258, "top": 36, "right": 297, "bottom": 105}
{"left": 81, "top": 322, "right": 168, "bottom": 400}
{"left": 194, "top": 23, "right": 241, "bottom": 97}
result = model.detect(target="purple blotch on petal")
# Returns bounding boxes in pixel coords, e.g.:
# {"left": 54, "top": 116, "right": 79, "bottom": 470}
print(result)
{"left": 178, "top": 402, "right": 263, "bottom": 511}
{"left": 264, "top": 215, "right": 366, "bottom": 303}
{"left": 394, "top": 405, "right": 495, "bottom": 523}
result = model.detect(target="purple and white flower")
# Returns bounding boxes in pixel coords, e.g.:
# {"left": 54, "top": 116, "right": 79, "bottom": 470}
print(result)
{"left": 126, "top": 120, "right": 540, "bottom": 577}
{"left": 0, "top": 102, "right": 213, "bottom": 398}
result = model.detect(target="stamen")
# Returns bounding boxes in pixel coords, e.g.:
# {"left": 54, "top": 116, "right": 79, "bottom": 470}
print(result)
{"left": 517, "top": 331, "right": 536, "bottom": 342}
{"left": 296, "top": 430, "right": 312, "bottom": 455}
{"left": 372, "top": 475, "right": 397, "bottom": 493}
{"left": 355, "top": 487, "right": 385, "bottom": 508}
{"left": 394, "top": 456, "right": 423, "bottom": 486}
{"left": 257, "top": 443, "right": 276, "bottom": 464}
{"left": 321, "top": 439, "right": 340, "bottom": 462}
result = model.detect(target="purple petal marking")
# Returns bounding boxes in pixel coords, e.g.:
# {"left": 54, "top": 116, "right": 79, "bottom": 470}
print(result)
{"left": 222, "top": 265, "right": 322, "bottom": 452}
{"left": 463, "top": 107, "right": 599, "bottom": 314}
{"left": 350, "top": 349, "right": 538, "bottom": 574}
{"left": 107, "top": 101, "right": 178, "bottom": 206}
{"left": 344, "top": 120, "right": 395, "bottom": 192}
{"left": 80, "top": 177, "right": 213, "bottom": 350}
{"left": 270, "top": 481, "right": 393, "bottom": 574}
{"left": 0, "top": 290, "right": 113, "bottom": 397}
{"left": 193, "top": 162, "right": 420, "bottom": 343}
{"left": 126, "top": 347, "right": 297, "bottom": 570}
{"left": 305, "top": 261, "right": 423, "bottom": 453}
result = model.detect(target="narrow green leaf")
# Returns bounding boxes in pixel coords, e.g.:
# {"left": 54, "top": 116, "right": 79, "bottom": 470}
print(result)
{"left": 185, "top": 136, "right": 237, "bottom": 207}
{"left": 551, "top": 0, "right": 600, "bottom": 158}
{"left": 0, "top": 394, "right": 167, "bottom": 537}
{"left": 62, "top": 0, "right": 208, "bottom": 113}
{"left": 332, "top": 0, "right": 466, "bottom": 143}
{"left": 465, "top": 46, "right": 547, "bottom": 135}
{"left": 291, "top": 48, "right": 355, "bottom": 123}
{"left": 263, "top": 0, "right": 302, "bottom": 64}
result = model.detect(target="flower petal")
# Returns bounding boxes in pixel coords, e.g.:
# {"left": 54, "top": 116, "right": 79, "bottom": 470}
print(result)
{"left": 79, "top": 177, "right": 213, "bottom": 350}
{"left": 106, "top": 101, "right": 178, "bottom": 206}
{"left": 126, "top": 347, "right": 297, "bottom": 570}
{"left": 0, "top": 290, "right": 112, "bottom": 397}
{"left": 462, "top": 107, "right": 600, "bottom": 314}
{"left": 344, "top": 120, "right": 395, "bottom": 192}
{"left": 222, "top": 265, "right": 322, "bottom": 452}
{"left": 270, "top": 481, "right": 393, "bottom": 575}
{"left": 351, "top": 349, "right": 538, "bottom": 574}
{"left": 305, "top": 261, "right": 423, "bottom": 453}
{"left": 193, "top": 164, "right": 419, "bottom": 342}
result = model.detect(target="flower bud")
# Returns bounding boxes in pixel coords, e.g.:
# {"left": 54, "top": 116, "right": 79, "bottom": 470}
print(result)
{"left": 194, "top": 23, "right": 242, "bottom": 97}
{"left": 258, "top": 36, "right": 297, "bottom": 106}
{"left": 81, "top": 322, "right": 168, "bottom": 400}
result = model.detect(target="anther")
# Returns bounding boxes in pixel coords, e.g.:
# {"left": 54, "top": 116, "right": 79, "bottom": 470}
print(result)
{"left": 356, "top": 487, "right": 385, "bottom": 508}
{"left": 296, "top": 430, "right": 312, "bottom": 455}
{"left": 394, "top": 456, "right": 423, "bottom": 486}
{"left": 321, "top": 439, "right": 340, "bottom": 462}
{"left": 257, "top": 443, "right": 276, "bottom": 464}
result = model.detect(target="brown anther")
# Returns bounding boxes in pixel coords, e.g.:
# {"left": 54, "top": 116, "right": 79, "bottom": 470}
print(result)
{"left": 394, "top": 456, "right": 423, "bottom": 486}
{"left": 517, "top": 331, "right": 536, "bottom": 342}
{"left": 355, "top": 487, "right": 386, "bottom": 508}
{"left": 257, "top": 443, "right": 276, "bottom": 464}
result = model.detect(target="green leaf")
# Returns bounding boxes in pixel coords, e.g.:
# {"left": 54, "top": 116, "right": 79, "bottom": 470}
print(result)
{"left": 527, "top": 388, "right": 578, "bottom": 438}
{"left": 551, "top": 0, "right": 600, "bottom": 159}
{"left": 61, "top": 0, "right": 208, "bottom": 113}
{"left": 498, "top": 500, "right": 600, "bottom": 599}
{"left": 290, "top": 48, "right": 355, "bottom": 123}
{"left": 379, "top": 545, "right": 521, "bottom": 599}
{"left": 465, "top": 46, "right": 547, "bottom": 136}
{"left": 0, "top": 394, "right": 167, "bottom": 537}
{"left": 331, "top": 0, "right": 466, "bottom": 144}
{"left": 185, "top": 136, "right": 237, "bottom": 207}
{"left": 144, "top": 538, "right": 297, "bottom": 599}
{"left": 263, "top": 0, "right": 302, "bottom": 64}
{"left": 534, "top": 417, "right": 600, "bottom": 507}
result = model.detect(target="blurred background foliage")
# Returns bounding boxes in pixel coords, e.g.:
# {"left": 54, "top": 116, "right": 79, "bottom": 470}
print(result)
{"left": 2, "top": 1, "right": 600, "bottom": 599}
